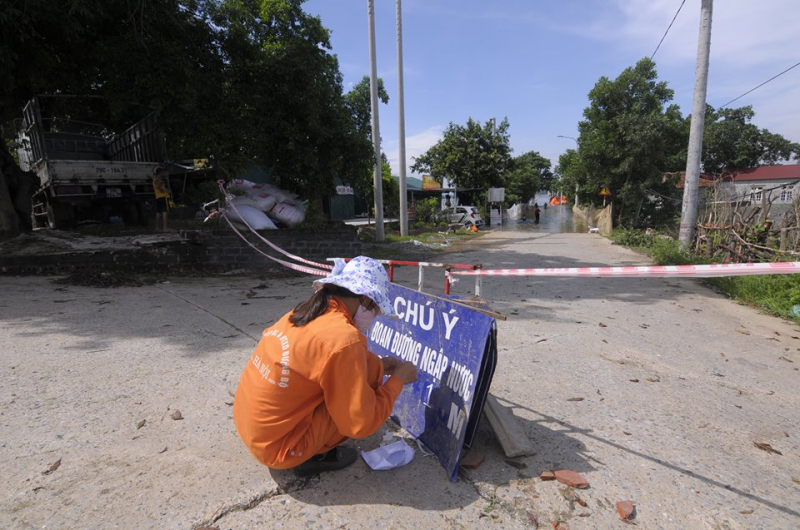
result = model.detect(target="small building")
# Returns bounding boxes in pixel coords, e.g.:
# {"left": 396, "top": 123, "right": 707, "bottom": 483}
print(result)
{"left": 720, "top": 165, "right": 800, "bottom": 206}
{"left": 673, "top": 165, "right": 800, "bottom": 222}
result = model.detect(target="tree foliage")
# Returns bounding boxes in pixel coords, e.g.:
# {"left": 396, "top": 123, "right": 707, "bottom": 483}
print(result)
{"left": 412, "top": 197, "right": 440, "bottom": 225}
{"left": 701, "top": 105, "right": 799, "bottom": 174}
{"left": 343, "top": 76, "right": 390, "bottom": 197}
{"left": 555, "top": 148, "right": 585, "bottom": 198}
{"left": 575, "top": 58, "right": 686, "bottom": 226}
{"left": 505, "top": 151, "right": 552, "bottom": 206}
{"left": 561, "top": 58, "right": 798, "bottom": 229}
{"left": 345, "top": 76, "right": 389, "bottom": 144}
{"left": 0, "top": 0, "right": 373, "bottom": 237}
{"left": 411, "top": 118, "right": 513, "bottom": 190}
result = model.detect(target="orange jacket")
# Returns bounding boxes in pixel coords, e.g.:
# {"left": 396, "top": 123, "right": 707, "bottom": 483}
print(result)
{"left": 233, "top": 298, "right": 404, "bottom": 467}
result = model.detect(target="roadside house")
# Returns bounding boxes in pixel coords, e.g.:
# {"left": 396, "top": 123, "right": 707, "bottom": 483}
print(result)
{"left": 720, "top": 165, "right": 800, "bottom": 205}
{"left": 674, "top": 165, "right": 800, "bottom": 222}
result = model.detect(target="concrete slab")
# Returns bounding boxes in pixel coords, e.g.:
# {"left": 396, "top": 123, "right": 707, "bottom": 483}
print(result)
{"left": 1, "top": 230, "right": 799, "bottom": 529}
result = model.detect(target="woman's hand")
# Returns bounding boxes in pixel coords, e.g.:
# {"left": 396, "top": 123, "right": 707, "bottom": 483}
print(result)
{"left": 392, "top": 361, "right": 418, "bottom": 385}
{"left": 382, "top": 356, "right": 403, "bottom": 376}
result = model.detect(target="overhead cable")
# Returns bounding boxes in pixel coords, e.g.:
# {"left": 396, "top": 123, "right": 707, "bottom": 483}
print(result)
{"left": 651, "top": 0, "right": 687, "bottom": 60}
{"left": 719, "top": 60, "right": 800, "bottom": 109}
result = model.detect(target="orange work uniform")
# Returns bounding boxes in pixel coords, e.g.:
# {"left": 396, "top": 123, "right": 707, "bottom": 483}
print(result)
{"left": 233, "top": 298, "right": 404, "bottom": 469}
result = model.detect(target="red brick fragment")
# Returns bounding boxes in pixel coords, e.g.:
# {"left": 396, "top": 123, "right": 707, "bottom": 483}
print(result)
{"left": 540, "top": 470, "right": 556, "bottom": 481}
{"left": 554, "top": 469, "right": 589, "bottom": 489}
{"left": 616, "top": 500, "right": 635, "bottom": 521}
{"left": 460, "top": 450, "right": 485, "bottom": 469}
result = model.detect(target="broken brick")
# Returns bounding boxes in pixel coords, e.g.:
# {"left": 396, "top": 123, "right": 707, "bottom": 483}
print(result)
{"left": 616, "top": 500, "right": 635, "bottom": 521}
{"left": 460, "top": 450, "right": 485, "bottom": 469}
{"left": 554, "top": 469, "right": 589, "bottom": 489}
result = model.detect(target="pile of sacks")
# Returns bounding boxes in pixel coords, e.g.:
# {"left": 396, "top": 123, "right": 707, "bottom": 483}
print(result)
{"left": 225, "top": 179, "right": 307, "bottom": 230}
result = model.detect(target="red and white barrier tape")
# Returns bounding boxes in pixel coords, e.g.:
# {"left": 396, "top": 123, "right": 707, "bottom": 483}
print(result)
{"left": 218, "top": 181, "right": 333, "bottom": 271}
{"left": 450, "top": 261, "right": 800, "bottom": 278}
{"left": 221, "top": 214, "right": 329, "bottom": 276}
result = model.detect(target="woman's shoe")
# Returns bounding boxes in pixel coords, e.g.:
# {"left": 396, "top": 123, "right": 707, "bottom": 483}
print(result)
{"left": 292, "top": 446, "right": 358, "bottom": 477}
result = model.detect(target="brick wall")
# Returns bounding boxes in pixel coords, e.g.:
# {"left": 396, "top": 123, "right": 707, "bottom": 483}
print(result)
{"left": 194, "top": 226, "right": 361, "bottom": 273}
{"left": 0, "top": 226, "right": 361, "bottom": 275}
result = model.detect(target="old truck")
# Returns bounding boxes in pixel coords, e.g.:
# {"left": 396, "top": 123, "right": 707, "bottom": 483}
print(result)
{"left": 16, "top": 95, "right": 166, "bottom": 229}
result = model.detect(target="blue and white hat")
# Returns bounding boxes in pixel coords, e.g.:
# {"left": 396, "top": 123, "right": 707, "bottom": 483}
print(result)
{"left": 313, "top": 256, "right": 395, "bottom": 316}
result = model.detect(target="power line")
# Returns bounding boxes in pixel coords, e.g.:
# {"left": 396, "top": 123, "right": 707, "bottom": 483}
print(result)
{"left": 719, "top": 60, "right": 800, "bottom": 109}
{"left": 651, "top": 0, "right": 687, "bottom": 60}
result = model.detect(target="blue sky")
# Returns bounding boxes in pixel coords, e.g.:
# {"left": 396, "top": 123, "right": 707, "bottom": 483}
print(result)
{"left": 303, "top": 0, "right": 800, "bottom": 178}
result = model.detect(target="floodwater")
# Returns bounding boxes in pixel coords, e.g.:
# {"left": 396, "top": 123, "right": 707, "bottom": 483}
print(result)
{"left": 490, "top": 193, "right": 588, "bottom": 233}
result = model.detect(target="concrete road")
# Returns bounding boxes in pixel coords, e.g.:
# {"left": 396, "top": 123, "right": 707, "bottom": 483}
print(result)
{"left": 2, "top": 230, "right": 800, "bottom": 529}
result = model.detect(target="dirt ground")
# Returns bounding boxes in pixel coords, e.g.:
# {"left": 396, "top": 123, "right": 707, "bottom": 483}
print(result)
{"left": 2, "top": 228, "right": 800, "bottom": 529}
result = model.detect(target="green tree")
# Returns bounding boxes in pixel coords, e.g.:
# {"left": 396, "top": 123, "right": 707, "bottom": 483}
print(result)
{"left": 0, "top": 0, "right": 372, "bottom": 238}
{"left": 342, "top": 76, "right": 390, "bottom": 197}
{"left": 555, "top": 148, "right": 585, "bottom": 203}
{"left": 206, "top": 0, "right": 370, "bottom": 196}
{"left": 345, "top": 76, "right": 389, "bottom": 144}
{"left": 380, "top": 159, "right": 400, "bottom": 217}
{"left": 577, "top": 58, "right": 686, "bottom": 226}
{"left": 506, "top": 151, "right": 552, "bottom": 205}
{"left": 412, "top": 197, "right": 440, "bottom": 225}
{"left": 701, "top": 105, "right": 799, "bottom": 174}
{"left": 411, "top": 118, "right": 513, "bottom": 190}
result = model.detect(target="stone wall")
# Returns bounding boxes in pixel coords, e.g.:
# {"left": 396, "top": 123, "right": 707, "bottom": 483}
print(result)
{"left": 0, "top": 226, "right": 361, "bottom": 276}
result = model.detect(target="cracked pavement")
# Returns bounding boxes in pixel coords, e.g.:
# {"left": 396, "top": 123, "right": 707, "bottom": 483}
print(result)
{"left": 2, "top": 229, "right": 800, "bottom": 529}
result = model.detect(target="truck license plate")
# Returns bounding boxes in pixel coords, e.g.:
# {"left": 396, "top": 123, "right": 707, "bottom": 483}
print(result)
{"left": 106, "top": 188, "right": 122, "bottom": 198}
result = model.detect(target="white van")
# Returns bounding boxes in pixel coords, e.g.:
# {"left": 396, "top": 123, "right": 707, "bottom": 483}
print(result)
{"left": 438, "top": 206, "right": 484, "bottom": 227}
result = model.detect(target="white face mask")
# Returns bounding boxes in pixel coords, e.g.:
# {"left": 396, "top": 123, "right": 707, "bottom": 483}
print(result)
{"left": 353, "top": 304, "right": 377, "bottom": 335}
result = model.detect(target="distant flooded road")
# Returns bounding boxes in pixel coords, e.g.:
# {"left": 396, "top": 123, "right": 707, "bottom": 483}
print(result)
{"left": 492, "top": 193, "right": 587, "bottom": 233}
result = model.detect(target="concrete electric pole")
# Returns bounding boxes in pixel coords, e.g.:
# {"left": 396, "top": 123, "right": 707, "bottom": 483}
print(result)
{"left": 679, "top": 0, "right": 713, "bottom": 248}
{"left": 396, "top": 0, "right": 408, "bottom": 237}
{"left": 368, "top": 0, "right": 385, "bottom": 242}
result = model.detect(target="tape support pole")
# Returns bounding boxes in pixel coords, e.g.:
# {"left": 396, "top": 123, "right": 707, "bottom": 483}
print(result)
{"left": 450, "top": 262, "right": 800, "bottom": 279}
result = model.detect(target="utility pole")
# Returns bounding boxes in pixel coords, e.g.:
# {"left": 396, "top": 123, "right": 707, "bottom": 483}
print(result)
{"left": 396, "top": 0, "right": 408, "bottom": 237}
{"left": 679, "top": 0, "right": 713, "bottom": 248}
{"left": 368, "top": 0, "right": 385, "bottom": 242}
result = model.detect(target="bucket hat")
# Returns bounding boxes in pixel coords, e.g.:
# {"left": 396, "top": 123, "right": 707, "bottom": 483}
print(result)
{"left": 314, "top": 256, "right": 395, "bottom": 316}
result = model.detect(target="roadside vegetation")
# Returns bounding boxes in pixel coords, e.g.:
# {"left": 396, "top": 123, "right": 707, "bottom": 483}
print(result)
{"left": 610, "top": 227, "right": 800, "bottom": 321}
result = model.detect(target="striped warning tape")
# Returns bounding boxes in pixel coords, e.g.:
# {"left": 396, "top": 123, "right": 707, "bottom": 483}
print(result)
{"left": 450, "top": 261, "right": 800, "bottom": 278}
{"left": 221, "top": 214, "right": 330, "bottom": 277}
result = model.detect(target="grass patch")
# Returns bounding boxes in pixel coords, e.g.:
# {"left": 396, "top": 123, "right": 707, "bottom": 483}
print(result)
{"left": 609, "top": 227, "right": 656, "bottom": 249}
{"left": 611, "top": 227, "right": 800, "bottom": 321}
{"left": 707, "top": 275, "right": 800, "bottom": 320}
{"left": 610, "top": 227, "right": 700, "bottom": 266}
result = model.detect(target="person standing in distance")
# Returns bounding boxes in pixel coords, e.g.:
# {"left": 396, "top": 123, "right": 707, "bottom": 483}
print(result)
{"left": 152, "top": 165, "right": 170, "bottom": 232}
{"left": 233, "top": 256, "right": 418, "bottom": 476}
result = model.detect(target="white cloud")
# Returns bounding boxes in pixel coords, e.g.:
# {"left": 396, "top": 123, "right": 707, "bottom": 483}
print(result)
{"left": 612, "top": 0, "right": 800, "bottom": 68}
{"left": 602, "top": 0, "right": 800, "bottom": 142}
{"left": 384, "top": 125, "right": 444, "bottom": 177}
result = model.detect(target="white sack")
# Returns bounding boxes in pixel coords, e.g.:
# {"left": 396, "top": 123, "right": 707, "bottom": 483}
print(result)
{"left": 269, "top": 202, "right": 305, "bottom": 227}
{"left": 227, "top": 204, "right": 278, "bottom": 230}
